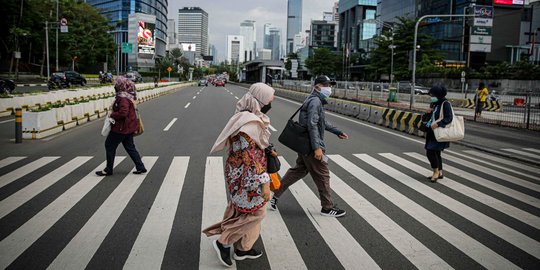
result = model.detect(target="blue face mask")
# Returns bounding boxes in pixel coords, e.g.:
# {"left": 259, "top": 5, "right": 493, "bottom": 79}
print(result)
{"left": 431, "top": 97, "right": 439, "bottom": 103}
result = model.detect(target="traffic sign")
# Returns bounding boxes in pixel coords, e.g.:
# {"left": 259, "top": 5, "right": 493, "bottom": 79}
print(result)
{"left": 471, "top": 26, "right": 492, "bottom": 36}
{"left": 121, "top": 43, "right": 133, "bottom": 54}
{"left": 60, "top": 18, "right": 68, "bottom": 26}
{"left": 461, "top": 78, "right": 466, "bottom": 83}
{"left": 167, "top": 66, "right": 172, "bottom": 73}
{"left": 60, "top": 26, "right": 68, "bottom": 33}
{"left": 461, "top": 71, "right": 466, "bottom": 78}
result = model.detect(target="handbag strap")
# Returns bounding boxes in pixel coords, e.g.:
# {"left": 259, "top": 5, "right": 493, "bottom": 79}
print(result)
{"left": 435, "top": 101, "right": 454, "bottom": 124}
{"left": 289, "top": 97, "right": 313, "bottom": 120}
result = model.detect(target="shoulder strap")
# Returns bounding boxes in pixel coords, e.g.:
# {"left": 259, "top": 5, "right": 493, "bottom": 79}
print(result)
{"left": 289, "top": 97, "right": 313, "bottom": 120}
{"left": 436, "top": 101, "right": 454, "bottom": 123}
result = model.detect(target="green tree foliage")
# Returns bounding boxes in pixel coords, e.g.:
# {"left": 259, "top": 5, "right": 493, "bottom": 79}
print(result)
{"left": 0, "top": 0, "right": 116, "bottom": 73}
{"left": 367, "top": 17, "right": 444, "bottom": 80}
{"left": 305, "top": 48, "right": 341, "bottom": 77}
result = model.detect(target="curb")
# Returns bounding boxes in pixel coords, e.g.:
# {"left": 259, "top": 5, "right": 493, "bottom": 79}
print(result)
{"left": 16, "top": 84, "right": 48, "bottom": 87}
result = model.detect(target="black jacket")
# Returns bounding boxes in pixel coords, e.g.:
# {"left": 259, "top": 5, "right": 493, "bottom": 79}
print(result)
{"left": 299, "top": 92, "right": 343, "bottom": 152}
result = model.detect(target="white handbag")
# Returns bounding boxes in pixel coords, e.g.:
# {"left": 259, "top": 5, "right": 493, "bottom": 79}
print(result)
{"left": 101, "top": 113, "right": 115, "bottom": 137}
{"left": 433, "top": 101, "right": 465, "bottom": 142}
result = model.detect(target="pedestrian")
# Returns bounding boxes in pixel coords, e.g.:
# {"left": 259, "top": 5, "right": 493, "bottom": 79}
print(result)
{"left": 203, "top": 83, "right": 275, "bottom": 267}
{"left": 424, "top": 85, "right": 453, "bottom": 183}
{"left": 153, "top": 76, "right": 158, "bottom": 88}
{"left": 475, "top": 82, "right": 489, "bottom": 117}
{"left": 96, "top": 77, "right": 146, "bottom": 176}
{"left": 270, "top": 75, "right": 349, "bottom": 217}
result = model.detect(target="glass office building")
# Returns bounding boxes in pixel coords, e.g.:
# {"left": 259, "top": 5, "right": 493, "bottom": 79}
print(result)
{"left": 287, "top": 0, "right": 302, "bottom": 54}
{"left": 338, "top": 0, "right": 378, "bottom": 53}
{"left": 86, "top": 0, "right": 168, "bottom": 72}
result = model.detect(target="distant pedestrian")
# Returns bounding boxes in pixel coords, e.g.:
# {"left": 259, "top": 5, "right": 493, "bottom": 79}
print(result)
{"left": 270, "top": 75, "right": 349, "bottom": 217}
{"left": 425, "top": 85, "right": 453, "bottom": 182}
{"left": 153, "top": 76, "right": 158, "bottom": 88}
{"left": 475, "top": 82, "right": 489, "bottom": 117}
{"left": 96, "top": 77, "right": 146, "bottom": 176}
{"left": 203, "top": 83, "right": 275, "bottom": 267}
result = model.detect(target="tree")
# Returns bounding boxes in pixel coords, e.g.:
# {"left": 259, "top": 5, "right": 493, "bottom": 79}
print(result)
{"left": 305, "top": 48, "right": 340, "bottom": 77}
{"left": 285, "top": 52, "right": 298, "bottom": 72}
{"left": 367, "top": 17, "right": 444, "bottom": 80}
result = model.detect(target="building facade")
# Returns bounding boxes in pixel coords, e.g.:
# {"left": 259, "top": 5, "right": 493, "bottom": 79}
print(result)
{"left": 338, "top": 0, "right": 378, "bottom": 53}
{"left": 86, "top": 0, "right": 168, "bottom": 72}
{"left": 240, "top": 20, "right": 256, "bottom": 61}
{"left": 166, "top": 19, "right": 178, "bottom": 51}
{"left": 258, "top": 49, "right": 272, "bottom": 60}
{"left": 227, "top": 35, "right": 245, "bottom": 63}
{"left": 178, "top": 7, "right": 209, "bottom": 58}
{"left": 310, "top": 20, "right": 337, "bottom": 49}
{"left": 287, "top": 0, "right": 303, "bottom": 54}
{"left": 264, "top": 24, "right": 282, "bottom": 61}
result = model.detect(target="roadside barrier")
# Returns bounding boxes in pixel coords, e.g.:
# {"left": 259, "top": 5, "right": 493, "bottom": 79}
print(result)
{"left": 462, "top": 98, "right": 502, "bottom": 112}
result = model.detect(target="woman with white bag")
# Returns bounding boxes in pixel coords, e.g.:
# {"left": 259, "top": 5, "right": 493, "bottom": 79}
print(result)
{"left": 424, "top": 86, "right": 453, "bottom": 183}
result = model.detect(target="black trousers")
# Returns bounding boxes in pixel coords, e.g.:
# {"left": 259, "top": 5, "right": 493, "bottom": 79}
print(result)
{"left": 105, "top": 131, "right": 145, "bottom": 173}
{"left": 426, "top": 150, "right": 443, "bottom": 170}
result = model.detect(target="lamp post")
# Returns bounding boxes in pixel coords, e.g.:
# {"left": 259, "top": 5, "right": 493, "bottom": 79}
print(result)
{"left": 411, "top": 14, "right": 476, "bottom": 110}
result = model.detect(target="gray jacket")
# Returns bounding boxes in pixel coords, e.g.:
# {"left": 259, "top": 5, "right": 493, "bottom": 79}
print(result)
{"left": 299, "top": 92, "right": 343, "bottom": 151}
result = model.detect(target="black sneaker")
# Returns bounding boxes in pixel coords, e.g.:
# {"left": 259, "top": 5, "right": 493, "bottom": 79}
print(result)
{"left": 212, "top": 240, "right": 233, "bottom": 267}
{"left": 321, "top": 206, "right": 346, "bottom": 217}
{"left": 133, "top": 169, "right": 147, "bottom": 175}
{"left": 269, "top": 197, "right": 278, "bottom": 211}
{"left": 233, "top": 248, "right": 263, "bottom": 260}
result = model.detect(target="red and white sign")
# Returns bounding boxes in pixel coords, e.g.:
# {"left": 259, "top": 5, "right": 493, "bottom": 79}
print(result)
{"left": 60, "top": 18, "right": 68, "bottom": 26}
{"left": 494, "top": 0, "right": 524, "bottom": 5}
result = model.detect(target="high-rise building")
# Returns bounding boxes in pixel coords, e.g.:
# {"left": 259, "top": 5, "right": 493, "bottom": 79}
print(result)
{"left": 85, "top": 0, "right": 168, "bottom": 72}
{"left": 264, "top": 24, "right": 282, "bottom": 61}
{"left": 293, "top": 33, "right": 305, "bottom": 53}
{"left": 338, "top": 0, "right": 377, "bottom": 53}
{"left": 333, "top": 2, "right": 339, "bottom": 22}
{"left": 287, "top": 0, "right": 303, "bottom": 54}
{"left": 376, "top": 0, "right": 415, "bottom": 25}
{"left": 310, "top": 20, "right": 337, "bottom": 49}
{"left": 227, "top": 35, "right": 245, "bottom": 63}
{"left": 208, "top": 44, "right": 217, "bottom": 64}
{"left": 178, "top": 7, "right": 209, "bottom": 58}
{"left": 258, "top": 48, "right": 272, "bottom": 60}
{"left": 166, "top": 19, "right": 178, "bottom": 51}
{"left": 240, "top": 20, "right": 256, "bottom": 61}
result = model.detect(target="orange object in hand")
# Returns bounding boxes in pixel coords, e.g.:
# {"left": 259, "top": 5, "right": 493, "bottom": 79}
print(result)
{"left": 269, "top": 173, "right": 281, "bottom": 191}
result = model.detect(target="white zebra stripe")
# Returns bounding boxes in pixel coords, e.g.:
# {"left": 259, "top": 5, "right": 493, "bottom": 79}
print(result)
{"left": 502, "top": 149, "right": 540, "bottom": 160}
{"left": 0, "top": 157, "right": 60, "bottom": 189}
{"left": 463, "top": 150, "right": 540, "bottom": 176}
{"left": 0, "top": 157, "right": 126, "bottom": 269}
{"left": 0, "top": 157, "right": 26, "bottom": 169}
{"left": 48, "top": 157, "right": 158, "bottom": 269}
{"left": 329, "top": 154, "right": 519, "bottom": 270}
{"left": 523, "top": 148, "right": 540, "bottom": 154}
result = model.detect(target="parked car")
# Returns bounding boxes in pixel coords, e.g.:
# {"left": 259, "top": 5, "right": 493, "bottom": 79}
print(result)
{"left": 48, "top": 72, "right": 71, "bottom": 90}
{"left": 125, "top": 71, "right": 143, "bottom": 83}
{"left": 397, "top": 81, "right": 430, "bottom": 95}
{"left": 63, "top": 71, "right": 87, "bottom": 86}
{"left": 198, "top": 79, "right": 208, "bottom": 86}
{"left": 214, "top": 80, "right": 225, "bottom": 87}
{"left": 0, "top": 78, "right": 16, "bottom": 94}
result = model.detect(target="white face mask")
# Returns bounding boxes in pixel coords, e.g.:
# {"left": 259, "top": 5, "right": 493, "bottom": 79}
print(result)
{"left": 320, "top": 87, "right": 332, "bottom": 99}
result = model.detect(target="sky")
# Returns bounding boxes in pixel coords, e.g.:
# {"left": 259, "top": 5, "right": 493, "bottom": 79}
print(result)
{"left": 168, "top": 0, "right": 337, "bottom": 62}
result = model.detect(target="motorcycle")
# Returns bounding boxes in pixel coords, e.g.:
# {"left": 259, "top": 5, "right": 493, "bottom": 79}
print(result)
{"left": 99, "top": 72, "right": 113, "bottom": 84}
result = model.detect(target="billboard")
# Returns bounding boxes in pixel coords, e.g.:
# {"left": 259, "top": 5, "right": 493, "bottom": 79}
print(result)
{"left": 494, "top": 0, "right": 524, "bottom": 5}
{"left": 138, "top": 21, "right": 155, "bottom": 58}
{"left": 182, "top": 43, "right": 196, "bottom": 52}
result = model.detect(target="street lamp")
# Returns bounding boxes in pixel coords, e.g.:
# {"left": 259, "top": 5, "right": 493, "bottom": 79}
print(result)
{"left": 411, "top": 14, "right": 476, "bottom": 110}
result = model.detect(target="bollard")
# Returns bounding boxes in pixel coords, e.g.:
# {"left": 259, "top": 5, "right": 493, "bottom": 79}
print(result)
{"left": 15, "top": 108, "right": 22, "bottom": 143}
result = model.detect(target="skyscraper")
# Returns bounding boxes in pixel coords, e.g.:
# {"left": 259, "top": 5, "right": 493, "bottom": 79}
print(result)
{"left": 338, "top": 0, "right": 377, "bottom": 53}
{"left": 264, "top": 24, "right": 282, "bottom": 61}
{"left": 227, "top": 35, "right": 245, "bottom": 63}
{"left": 166, "top": 19, "right": 177, "bottom": 51}
{"left": 178, "top": 7, "right": 209, "bottom": 58}
{"left": 240, "top": 20, "right": 256, "bottom": 61}
{"left": 287, "top": 0, "right": 303, "bottom": 55}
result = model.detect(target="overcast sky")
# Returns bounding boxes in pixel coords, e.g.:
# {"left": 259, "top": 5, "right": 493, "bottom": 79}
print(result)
{"left": 168, "top": 0, "right": 337, "bottom": 62}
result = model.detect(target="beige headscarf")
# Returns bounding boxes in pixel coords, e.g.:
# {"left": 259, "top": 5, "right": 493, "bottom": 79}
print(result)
{"left": 210, "top": 83, "right": 275, "bottom": 153}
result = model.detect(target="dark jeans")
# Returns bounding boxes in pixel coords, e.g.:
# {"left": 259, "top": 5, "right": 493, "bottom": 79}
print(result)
{"left": 475, "top": 101, "right": 485, "bottom": 114}
{"left": 105, "top": 132, "right": 145, "bottom": 173}
{"left": 426, "top": 150, "right": 443, "bottom": 170}
{"left": 273, "top": 153, "right": 333, "bottom": 209}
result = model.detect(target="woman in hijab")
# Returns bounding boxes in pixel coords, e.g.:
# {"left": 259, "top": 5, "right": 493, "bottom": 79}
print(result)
{"left": 425, "top": 85, "right": 453, "bottom": 182}
{"left": 203, "top": 83, "right": 275, "bottom": 267}
{"left": 96, "top": 77, "right": 146, "bottom": 176}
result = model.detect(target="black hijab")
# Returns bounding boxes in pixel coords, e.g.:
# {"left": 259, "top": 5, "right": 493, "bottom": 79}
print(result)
{"left": 428, "top": 85, "right": 447, "bottom": 106}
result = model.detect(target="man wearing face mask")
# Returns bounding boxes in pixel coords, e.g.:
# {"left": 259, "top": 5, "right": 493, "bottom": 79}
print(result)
{"left": 271, "top": 76, "right": 349, "bottom": 217}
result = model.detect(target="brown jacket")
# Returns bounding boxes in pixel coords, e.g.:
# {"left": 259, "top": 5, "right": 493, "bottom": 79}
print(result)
{"left": 110, "top": 97, "right": 139, "bottom": 134}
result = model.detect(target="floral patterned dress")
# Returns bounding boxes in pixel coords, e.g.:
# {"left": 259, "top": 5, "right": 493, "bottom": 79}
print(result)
{"left": 225, "top": 132, "right": 270, "bottom": 213}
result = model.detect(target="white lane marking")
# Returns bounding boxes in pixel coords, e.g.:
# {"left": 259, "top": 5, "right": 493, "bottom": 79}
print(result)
{"left": 502, "top": 148, "right": 540, "bottom": 160}
{"left": 0, "top": 119, "right": 15, "bottom": 124}
{"left": 193, "top": 96, "right": 197, "bottom": 99}
{"left": 0, "top": 157, "right": 126, "bottom": 269}
{"left": 329, "top": 154, "right": 519, "bottom": 270}
{"left": 163, "top": 118, "right": 178, "bottom": 132}
{"left": 0, "top": 157, "right": 93, "bottom": 219}
{"left": 406, "top": 152, "right": 540, "bottom": 208}
{"left": 269, "top": 125, "right": 277, "bottom": 132}
{"left": 448, "top": 151, "right": 540, "bottom": 182}
{"left": 327, "top": 169, "right": 451, "bottom": 269}
{"left": 124, "top": 157, "right": 189, "bottom": 269}
{"left": 278, "top": 157, "right": 381, "bottom": 270}
{"left": 360, "top": 153, "right": 540, "bottom": 260}
{"left": 0, "top": 157, "right": 60, "bottom": 189}
{"left": 48, "top": 157, "right": 158, "bottom": 270}
{"left": 523, "top": 148, "right": 540, "bottom": 154}
{"left": 464, "top": 150, "right": 540, "bottom": 175}
{"left": 199, "top": 157, "right": 237, "bottom": 269}
{"left": 0, "top": 157, "right": 26, "bottom": 169}
{"left": 234, "top": 96, "right": 239, "bottom": 100}
{"left": 443, "top": 153, "right": 540, "bottom": 192}
{"left": 381, "top": 153, "right": 540, "bottom": 230}
{"left": 230, "top": 92, "right": 233, "bottom": 95}
{"left": 185, "top": 102, "right": 191, "bottom": 109}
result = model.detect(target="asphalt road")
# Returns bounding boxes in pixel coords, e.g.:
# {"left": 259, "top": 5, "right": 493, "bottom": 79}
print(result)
{"left": 0, "top": 84, "right": 539, "bottom": 269}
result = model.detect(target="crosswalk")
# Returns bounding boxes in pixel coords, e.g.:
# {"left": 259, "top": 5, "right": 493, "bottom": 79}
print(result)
{"left": 0, "top": 148, "right": 538, "bottom": 269}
